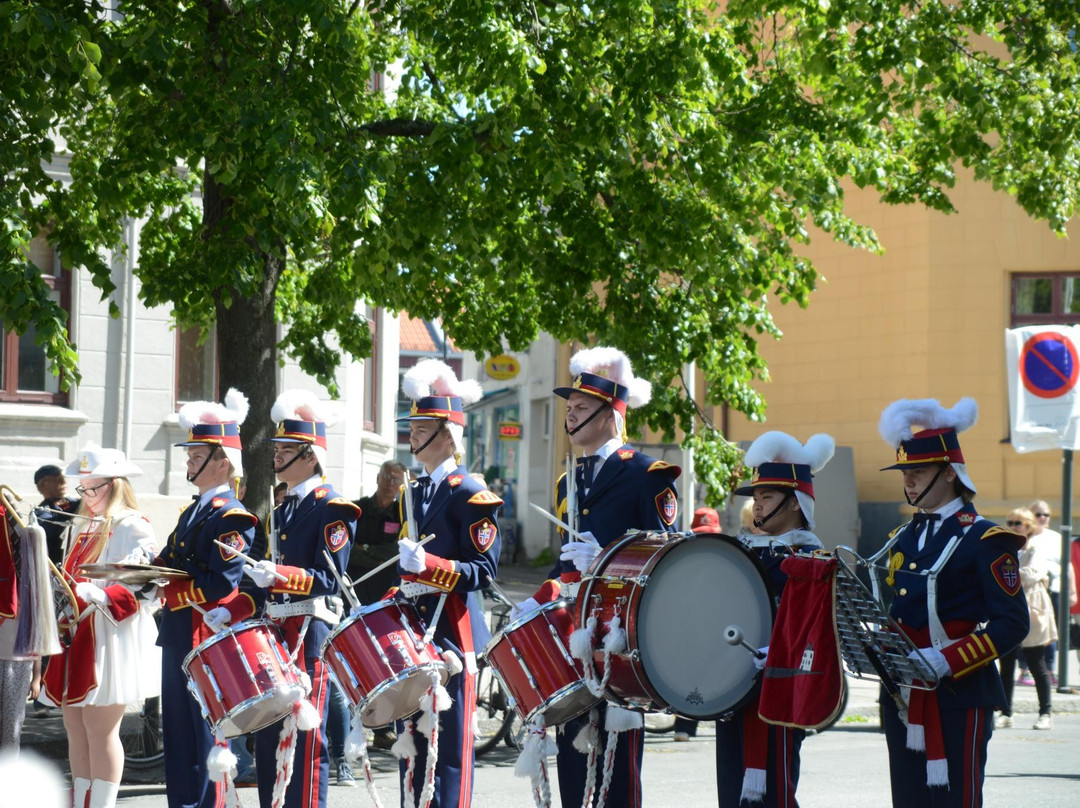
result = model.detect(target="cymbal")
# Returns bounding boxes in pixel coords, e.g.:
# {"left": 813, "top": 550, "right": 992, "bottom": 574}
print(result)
{"left": 78, "top": 562, "right": 190, "bottom": 584}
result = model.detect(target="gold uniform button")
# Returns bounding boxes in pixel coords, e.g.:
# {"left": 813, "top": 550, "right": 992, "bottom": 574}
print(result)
{"left": 179, "top": 542, "right": 185, "bottom": 548}
{"left": 899, "top": 588, "right": 908, "bottom": 596}
{"left": 909, "top": 562, "right": 917, "bottom": 570}
{"left": 582, "top": 508, "right": 590, "bottom": 516}
{"left": 420, "top": 606, "right": 428, "bottom": 614}
{"left": 281, "top": 534, "right": 287, "bottom": 541}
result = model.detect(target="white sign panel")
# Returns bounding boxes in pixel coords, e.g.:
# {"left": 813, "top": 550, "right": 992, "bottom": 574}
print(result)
{"left": 1005, "top": 325, "right": 1080, "bottom": 452}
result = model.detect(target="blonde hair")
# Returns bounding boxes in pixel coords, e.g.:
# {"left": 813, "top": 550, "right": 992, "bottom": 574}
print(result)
{"left": 75, "top": 477, "right": 141, "bottom": 564}
{"left": 740, "top": 499, "right": 755, "bottom": 529}
{"left": 1006, "top": 506, "right": 1036, "bottom": 536}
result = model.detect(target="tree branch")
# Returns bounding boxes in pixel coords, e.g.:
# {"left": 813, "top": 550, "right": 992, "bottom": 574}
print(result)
{"left": 359, "top": 118, "right": 438, "bottom": 138}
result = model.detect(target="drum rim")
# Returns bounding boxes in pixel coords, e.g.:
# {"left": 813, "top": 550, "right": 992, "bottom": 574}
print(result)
{"left": 345, "top": 661, "right": 450, "bottom": 726}
{"left": 210, "top": 683, "right": 309, "bottom": 738}
{"left": 182, "top": 618, "right": 282, "bottom": 668}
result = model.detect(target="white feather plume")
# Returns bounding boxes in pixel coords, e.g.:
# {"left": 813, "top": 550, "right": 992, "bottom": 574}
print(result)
{"left": 744, "top": 431, "right": 835, "bottom": 472}
{"left": 179, "top": 388, "right": 249, "bottom": 429}
{"left": 878, "top": 397, "right": 978, "bottom": 447}
{"left": 569, "top": 346, "right": 652, "bottom": 407}
{"left": 271, "top": 389, "right": 342, "bottom": 427}
{"left": 402, "top": 359, "right": 482, "bottom": 406}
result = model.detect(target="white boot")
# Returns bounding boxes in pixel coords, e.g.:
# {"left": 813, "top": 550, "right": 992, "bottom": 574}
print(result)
{"left": 72, "top": 777, "right": 91, "bottom": 808}
{"left": 88, "top": 779, "right": 119, "bottom": 808}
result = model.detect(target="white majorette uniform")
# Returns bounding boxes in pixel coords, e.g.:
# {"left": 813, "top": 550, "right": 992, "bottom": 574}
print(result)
{"left": 41, "top": 446, "right": 161, "bottom": 707}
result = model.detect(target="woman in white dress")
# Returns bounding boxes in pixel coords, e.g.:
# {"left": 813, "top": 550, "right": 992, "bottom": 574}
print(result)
{"left": 40, "top": 444, "right": 161, "bottom": 808}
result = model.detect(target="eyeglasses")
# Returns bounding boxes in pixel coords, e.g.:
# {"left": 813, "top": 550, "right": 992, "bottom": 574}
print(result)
{"left": 1035, "top": 512, "right": 1050, "bottom": 518}
{"left": 75, "top": 481, "right": 111, "bottom": 497}
{"left": 1006, "top": 520, "right": 1025, "bottom": 527}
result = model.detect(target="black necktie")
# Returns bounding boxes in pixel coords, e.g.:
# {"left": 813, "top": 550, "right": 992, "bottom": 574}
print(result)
{"left": 912, "top": 512, "right": 941, "bottom": 547}
{"left": 184, "top": 495, "right": 203, "bottom": 528}
{"left": 280, "top": 494, "right": 299, "bottom": 525}
{"left": 418, "top": 477, "right": 435, "bottom": 511}
{"left": 577, "top": 456, "right": 600, "bottom": 493}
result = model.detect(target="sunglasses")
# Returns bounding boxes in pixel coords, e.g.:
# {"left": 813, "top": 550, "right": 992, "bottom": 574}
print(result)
{"left": 75, "top": 481, "right": 111, "bottom": 497}
{"left": 1006, "top": 520, "right": 1026, "bottom": 527}
{"left": 1035, "top": 512, "right": 1050, "bottom": 518}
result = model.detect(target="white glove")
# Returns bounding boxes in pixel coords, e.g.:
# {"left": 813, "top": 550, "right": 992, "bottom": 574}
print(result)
{"left": 908, "top": 647, "right": 951, "bottom": 679}
{"left": 398, "top": 538, "right": 426, "bottom": 574}
{"left": 243, "top": 560, "right": 279, "bottom": 588}
{"left": 753, "top": 646, "right": 769, "bottom": 671}
{"left": 560, "top": 531, "right": 601, "bottom": 572}
{"left": 510, "top": 597, "right": 541, "bottom": 622}
{"left": 75, "top": 581, "right": 108, "bottom": 607}
{"left": 203, "top": 606, "right": 231, "bottom": 633}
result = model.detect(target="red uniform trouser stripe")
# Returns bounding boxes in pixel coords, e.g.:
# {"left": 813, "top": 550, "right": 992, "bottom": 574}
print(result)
{"left": 301, "top": 659, "right": 328, "bottom": 808}
{"left": 963, "top": 707, "right": 987, "bottom": 808}
{"left": 628, "top": 726, "right": 642, "bottom": 807}
{"left": 457, "top": 667, "right": 477, "bottom": 807}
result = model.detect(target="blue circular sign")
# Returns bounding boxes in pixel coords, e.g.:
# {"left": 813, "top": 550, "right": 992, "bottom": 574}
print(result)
{"left": 1020, "top": 332, "right": 1079, "bottom": 399}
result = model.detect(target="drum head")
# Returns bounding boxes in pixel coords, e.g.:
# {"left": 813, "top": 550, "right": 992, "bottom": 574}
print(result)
{"left": 636, "top": 534, "right": 774, "bottom": 719}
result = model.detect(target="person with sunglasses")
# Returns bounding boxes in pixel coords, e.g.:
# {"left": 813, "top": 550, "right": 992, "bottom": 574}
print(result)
{"left": 1024, "top": 500, "right": 1063, "bottom": 684}
{"left": 995, "top": 507, "right": 1056, "bottom": 730}
{"left": 39, "top": 443, "right": 161, "bottom": 808}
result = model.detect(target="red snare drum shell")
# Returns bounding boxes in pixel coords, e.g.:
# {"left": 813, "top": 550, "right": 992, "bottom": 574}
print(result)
{"left": 183, "top": 619, "right": 305, "bottom": 737}
{"left": 321, "top": 599, "right": 448, "bottom": 727}
{"left": 482, "top": 600, "right": 600, "bottom": 726}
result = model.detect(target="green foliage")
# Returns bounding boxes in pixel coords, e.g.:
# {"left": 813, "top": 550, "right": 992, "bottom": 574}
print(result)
{"left": 2, "top": 1, "right": 1080, "bottom": 501}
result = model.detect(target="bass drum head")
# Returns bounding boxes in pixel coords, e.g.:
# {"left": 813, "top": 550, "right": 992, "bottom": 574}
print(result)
{"left": 636, "top": 533, "right": 774, "bottom": 719}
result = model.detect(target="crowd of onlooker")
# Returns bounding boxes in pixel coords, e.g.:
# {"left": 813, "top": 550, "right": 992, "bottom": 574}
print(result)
{"left": 996, "top": 500, "right": 1079, "bottom": 731}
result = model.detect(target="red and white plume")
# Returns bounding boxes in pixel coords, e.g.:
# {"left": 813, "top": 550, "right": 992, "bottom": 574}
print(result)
{"left": 402, "top": 359, "right": 483, "bottom": 406}
{"left": 271, "top": 389, "right": 343, "bottom": 427}
{"left": 178, "top": 387, "right": 249, "bottom": 430}
{"left": 569, "top": 346, "right": 652, "bottom": 408}
{"left": 878, "top": 397, "right": 978, "bottom": 447}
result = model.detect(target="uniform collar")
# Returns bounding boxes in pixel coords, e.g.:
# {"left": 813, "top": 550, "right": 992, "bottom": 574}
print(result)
{"left": 423, "top": 456, "right": 459, "bottom": 489}
{"left": 288, "top": 475, "right": 323, "bottom": 501}
{"left": 588, "top": 437, "right": 624, "bottom": 464}
{"left": 197, "top": 483, "right": 231, "bottom": 508}
{"left": 924, "top": 496, "right": 964, "bottom": 522}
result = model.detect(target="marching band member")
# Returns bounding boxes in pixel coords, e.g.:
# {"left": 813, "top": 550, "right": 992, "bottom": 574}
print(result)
{"left": 876, "top": 398, "right": 1028, "bottom": 808}
{"left": 516, "top": 346, "right": 680, "bottom": 808}
{"left": 395, "top": 359, "right": 502, "bottom": 808}
{"left": 40, "top": 444, "right": 161, "bottom": 808}
{"left": 227, "top": 390, "right": 359, "bottom": 808}
{"left": 155, "top": 391, "right": 257, "bottom": 808}
{"left": 717, "top": 431, "right": 834, "bottom": 808}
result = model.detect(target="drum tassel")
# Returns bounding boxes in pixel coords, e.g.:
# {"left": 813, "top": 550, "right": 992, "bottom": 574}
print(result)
{"left": 393, "top": 669, "right": 450, "bottom": 808}
{"left": 513, "top": 720, "right": 555, "bottom": 808}
{"left": 572, "top": 708, "right": 601, "bottom": 808}
{"left": 206, "top": 730, "right": 241, "bottom": 808}
{"left": 345, "top": 714, "right": 386, "bottom": 808}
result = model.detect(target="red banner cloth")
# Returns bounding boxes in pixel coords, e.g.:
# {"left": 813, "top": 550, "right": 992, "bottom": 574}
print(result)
{"left": 0, "top": 506, "right": 18, "bottom": 620}
{"left": 758, "top": 554, "right": 845, "bottom": 730}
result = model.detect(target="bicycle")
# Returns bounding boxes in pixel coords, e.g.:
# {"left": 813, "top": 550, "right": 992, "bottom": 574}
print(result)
{"left": 121, "top": 696, "right": 164, "bottom": 770}
{"left": 474, "top": 588, "right": 524, "bottom": 757}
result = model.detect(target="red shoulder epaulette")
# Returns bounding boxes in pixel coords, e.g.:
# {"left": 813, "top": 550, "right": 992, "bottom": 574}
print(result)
{"left": 467, "top": 490, "right": 503, "bottom": 506}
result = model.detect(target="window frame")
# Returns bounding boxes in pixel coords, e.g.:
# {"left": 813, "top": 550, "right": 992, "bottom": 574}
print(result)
{"left": 1010, "top": 271, "right": 1080, "bottom": 327}
{"left": 173, "top": 325, "right": 219, "bottom": 410}
{"left": 0, "top": 238, "right": 71, "bottom": 405}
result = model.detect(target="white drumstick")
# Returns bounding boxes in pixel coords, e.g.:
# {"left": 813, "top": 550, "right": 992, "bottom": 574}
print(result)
{"left": 723, "top": 624, "right": 766, "bottom": 659}
{"left": 352, "top": 534, "right": 437, "bottom": 586}
{"left": 421, "top": 593, "right": 448, "bottom": 645}
{"left": 212, "top": 539, "right": 289, "bottom": 582}
{"left": 322, "top": 549, "right": 361, "bottom": 611}
{"left": 528, "top": 502, "right": 594, "bottom": 544}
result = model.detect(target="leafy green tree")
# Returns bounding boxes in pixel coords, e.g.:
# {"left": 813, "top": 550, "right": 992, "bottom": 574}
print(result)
{"left": 3, "top": 1, "right": 1080, "bottom": 512}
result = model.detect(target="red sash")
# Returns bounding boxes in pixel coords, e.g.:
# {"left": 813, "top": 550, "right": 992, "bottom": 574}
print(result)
{"left": 758, "top": 554, "right": 845, "bottom": 730}
{"left": 0, "top": 507, "right": 18, "bottom": 619}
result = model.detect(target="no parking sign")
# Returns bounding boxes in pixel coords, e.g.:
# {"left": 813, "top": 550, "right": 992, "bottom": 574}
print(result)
{"left": 1006, "top": 325, "right": 1080, "bottom": 452}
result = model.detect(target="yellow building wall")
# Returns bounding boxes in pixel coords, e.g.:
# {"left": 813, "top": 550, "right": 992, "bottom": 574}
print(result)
{"left": 725, "top": 169, "right": 1080, "bottom": 518}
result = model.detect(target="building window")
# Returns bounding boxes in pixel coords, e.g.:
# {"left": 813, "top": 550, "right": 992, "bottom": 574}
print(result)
{"left": 175, "top": 325, "right": 217, "bottom": 407}
{"left": 1011, "top": 273, "right": 1080, "bottom": 326}
{"left": 0, "top": 234, "right": 70, "bottom": 404}
{"left": 363, "top": 305, "right": 378, "bottom": 431}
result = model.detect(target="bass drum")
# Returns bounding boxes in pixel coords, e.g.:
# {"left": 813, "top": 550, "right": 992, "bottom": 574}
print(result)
{"left": 577, "top": 531, "right": 775, "bottom": 719}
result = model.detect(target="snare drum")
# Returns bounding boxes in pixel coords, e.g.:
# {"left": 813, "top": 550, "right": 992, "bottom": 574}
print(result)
{"left": 481, "top": 599, "right": 600, "bottom": 726}
{"left": 321, "top": 599, "right": 449, "bottom": 727}
{"left": 577, "top": 531, "right": 775, "bottom": 719}
{"left": 183, "top": 619, "right": 306, "bottom": 737}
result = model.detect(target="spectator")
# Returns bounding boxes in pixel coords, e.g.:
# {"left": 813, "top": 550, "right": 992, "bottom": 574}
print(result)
{"left": 672, "top": 507, "right": 722, "bottom": 743}
{"left": 1027, "top": 499, "right": 1064, "bottom": 683}
{"left": 997, "top": 507, "right": 1055, "bottom": 730}
{"left": 31, "top": 465, "right": 80, "bottom": 566}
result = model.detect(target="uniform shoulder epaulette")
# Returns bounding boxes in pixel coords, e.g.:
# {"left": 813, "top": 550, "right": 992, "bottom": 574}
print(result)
{"left": 468, "top": 490, "right": 504, "bottom": 506}
{"left": 981, "top": 525, "right": 1024, "bottom": 543}
{"left": 222, "top": 507, "right": 258, "bottom": 525}
{"left": 888, "top": 524, "right": 906, "bottom": 539}
{"left": 327, "top": 496, "right": 362, "bottom": 515}
{"left": 647, "top": 460, "right": 681, "bottom": 475}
